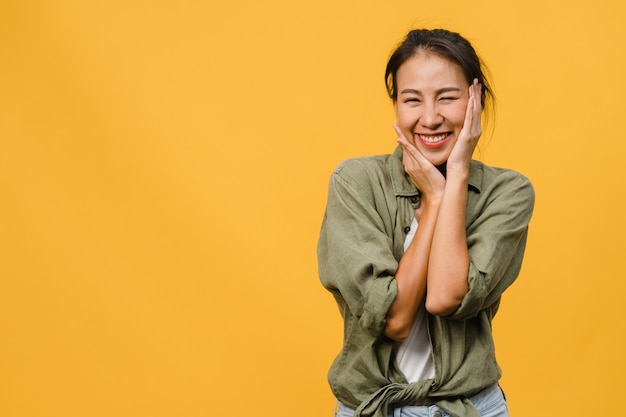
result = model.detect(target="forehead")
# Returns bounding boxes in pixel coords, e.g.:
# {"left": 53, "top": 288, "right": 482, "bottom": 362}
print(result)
{"left": 396, "top": 52, "right": 467, "bottom": 88}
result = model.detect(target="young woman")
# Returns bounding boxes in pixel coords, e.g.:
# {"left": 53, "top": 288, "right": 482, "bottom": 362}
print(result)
{"left": 318, "top": 29, "right": 535, "bottom": 417}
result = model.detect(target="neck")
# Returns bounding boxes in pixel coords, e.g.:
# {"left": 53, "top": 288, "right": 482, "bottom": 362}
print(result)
{"left": 436, "top": 162, "right": 447, "bottom": 178}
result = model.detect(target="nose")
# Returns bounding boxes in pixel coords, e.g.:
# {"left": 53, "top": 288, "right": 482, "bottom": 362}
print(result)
{"left": 420, "top": 102, "right": 443, "bottom": 128}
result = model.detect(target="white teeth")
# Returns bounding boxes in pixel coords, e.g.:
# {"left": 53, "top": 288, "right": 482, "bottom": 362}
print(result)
{"left": 418, "top": 133, "right": 448, "bottom": 143}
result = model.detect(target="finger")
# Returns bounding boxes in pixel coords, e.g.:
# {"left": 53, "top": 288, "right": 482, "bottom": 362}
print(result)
{"left": 393, "top": 125, "right": 434, "bottom": 169}
{"left": 393, "top": 124, "right": 403, "bottom": 137}
{"left": 461, "top": 84, "right": 475, "bottom": 135}
{"left": 393, "top": 124, "right": 410, "bottom": 145}
{"left": 472, "top": 80, "right": 483, "bottom": 114}
{"left": 397, "top": 139, "right": 419, "bottom": 164}
{"left": 393, "top": 125, "right": 415, "bottom": 150}
{"left": 461, "top": 80, "right": 483, "bottom": 139}
{"left": 471, "top": 80, "right": 483, "bottom": 134}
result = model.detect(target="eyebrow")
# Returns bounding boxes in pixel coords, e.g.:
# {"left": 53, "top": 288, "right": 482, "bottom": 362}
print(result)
{"left": 400, "top": 87, "right": 462, "bottom": 95}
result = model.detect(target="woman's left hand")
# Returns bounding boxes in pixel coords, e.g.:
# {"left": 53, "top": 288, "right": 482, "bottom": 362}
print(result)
{"left": 446, "top": 79, "right": 483, "bottom": 173}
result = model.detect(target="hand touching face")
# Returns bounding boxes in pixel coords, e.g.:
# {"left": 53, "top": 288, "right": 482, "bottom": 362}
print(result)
{"left": 446, "top": 79, "right": 483, "bottom": 172}
{"left": 394, "top": 52, "right": 477, "bottom": 168}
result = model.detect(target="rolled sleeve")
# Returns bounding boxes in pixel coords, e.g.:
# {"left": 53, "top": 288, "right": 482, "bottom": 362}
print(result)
{"left": 318, "top": 163, "right": 399, "bottom": 335}
{"left": 359, "top": 275, "right": 397, "bottom": 334}
{"left": 448, "top": 172, "right": 535, "bottom": 320}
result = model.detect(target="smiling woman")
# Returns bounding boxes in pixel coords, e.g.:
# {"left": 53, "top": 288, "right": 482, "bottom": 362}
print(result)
{"left": 317, "top": 28, "right": 535, "bottom": 417}
{"left": 394, "top": 52, "right": 471, "bottom": 167}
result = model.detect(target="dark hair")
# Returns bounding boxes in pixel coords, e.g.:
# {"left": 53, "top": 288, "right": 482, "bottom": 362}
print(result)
{"left": 385, "top": 29, "right": 494, "bottom": 110}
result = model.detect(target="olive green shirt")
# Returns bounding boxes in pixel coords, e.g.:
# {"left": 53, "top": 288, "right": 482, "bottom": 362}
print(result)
{"left": 317, "top": 145, "right": 534, "bottom": 417}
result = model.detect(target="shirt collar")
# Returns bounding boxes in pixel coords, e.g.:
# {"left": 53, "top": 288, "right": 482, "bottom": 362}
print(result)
{"left": 388, "top": 145, "right": 483, "bottom": 197}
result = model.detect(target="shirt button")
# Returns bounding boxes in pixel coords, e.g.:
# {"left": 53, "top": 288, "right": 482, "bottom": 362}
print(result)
{"left": 433, "top": 412, "right": 442, "bottom": 417}
{"left": 404, "top": 226, "right": 411, "bottom": 233}
{"left": 410, "top": 196, "right": 419, "bottom": 204}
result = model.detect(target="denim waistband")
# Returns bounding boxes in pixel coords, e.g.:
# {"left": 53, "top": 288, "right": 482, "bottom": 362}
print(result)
{"left": 336, "top": 383, "right": 505, "bottom": 417}
{"left": 391, "top": 384, "right": 504, "bottom": 417}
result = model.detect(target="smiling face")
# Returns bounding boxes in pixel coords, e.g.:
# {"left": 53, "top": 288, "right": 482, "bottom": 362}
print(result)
{"left": 394, "top": 51, "right": 471, "bottom": 167}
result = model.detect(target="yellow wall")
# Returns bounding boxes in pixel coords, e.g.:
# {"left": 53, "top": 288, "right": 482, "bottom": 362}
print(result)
{"left": 1, "top": 1, "right": 625, "bottom": 416}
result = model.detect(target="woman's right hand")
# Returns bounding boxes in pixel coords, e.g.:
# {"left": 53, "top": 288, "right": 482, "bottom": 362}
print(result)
{"left": 394, "top": 125, "right": 446, "bottom": 203}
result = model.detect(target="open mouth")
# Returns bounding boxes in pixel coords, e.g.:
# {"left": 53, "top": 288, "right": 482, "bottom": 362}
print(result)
{"left": 416, "top": 132, "right": 450, "bottom": 146}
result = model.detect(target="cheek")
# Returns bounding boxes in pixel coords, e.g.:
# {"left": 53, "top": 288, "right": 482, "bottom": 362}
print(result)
{"left": 393, "top": 110, "right": 418, "bottom": 144}
{"left": 395, "top": 107, "right": 414, "bottom": 128}
{"left": 447, "top": 105, "right": 468, "bottom": 130}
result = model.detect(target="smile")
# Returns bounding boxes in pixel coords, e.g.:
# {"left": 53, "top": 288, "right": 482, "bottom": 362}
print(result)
{"left": 416, "top": 133, "right": 450, "bottom": 144}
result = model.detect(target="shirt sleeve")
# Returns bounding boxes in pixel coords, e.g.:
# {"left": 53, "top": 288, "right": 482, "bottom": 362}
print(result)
{"left": 447, "top": 172, "right": 535, "bottom": 320}
{"left": 317, "top": 164, "right": 399, "bottom": 336}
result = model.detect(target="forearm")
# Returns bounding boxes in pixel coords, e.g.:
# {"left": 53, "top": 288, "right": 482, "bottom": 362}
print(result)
{"left": 385, "top": 199, "right": 441, "bottom": 340}
{"left": 426, "top": 173, "right": 470, "bottom": 316}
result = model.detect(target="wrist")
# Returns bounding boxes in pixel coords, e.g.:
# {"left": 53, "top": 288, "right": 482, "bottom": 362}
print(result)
{"left": 444, "top": 165, "right": 469, "bottom": 184}
{"left": 420, "top": 192, "right": 443, "bottom": 208}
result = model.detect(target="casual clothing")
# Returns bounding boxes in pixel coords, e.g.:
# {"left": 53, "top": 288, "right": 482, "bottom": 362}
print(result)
{"left": 318, "top": 145, "right": 534, "bottom": 417}
{"left": 395, "top": 216, "right": 435, "bottom": 383}
{"left": 335, "top": 383, "right": 508, "bottom": 417}
{"left": 394, "top": 300, "right": 434, "bottom": 383}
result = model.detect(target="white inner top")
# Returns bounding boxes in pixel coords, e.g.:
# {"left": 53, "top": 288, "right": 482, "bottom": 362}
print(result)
{"left": 394, "top": 216, "right": 436, "bottom": 382}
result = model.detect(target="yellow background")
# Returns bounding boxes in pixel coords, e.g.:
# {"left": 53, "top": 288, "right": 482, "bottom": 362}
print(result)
{"left": 1, "top": 1, "right": 625, "bottom": 416}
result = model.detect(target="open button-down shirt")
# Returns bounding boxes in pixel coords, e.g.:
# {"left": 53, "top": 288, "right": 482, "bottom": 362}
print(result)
{"left": 318, "top": 145, "right": 534, "bottom": 417}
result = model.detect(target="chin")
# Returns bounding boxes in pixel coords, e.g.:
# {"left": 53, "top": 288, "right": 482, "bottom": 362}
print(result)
{"left": 422, "top": 153, "right": 450, "bottom": 168}
{"left": 425, "top": 146, "right": 454, "bottom": 167}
